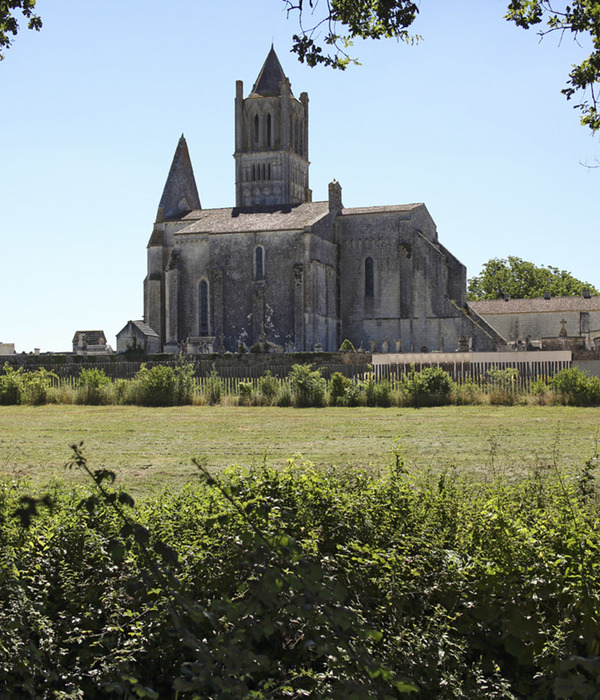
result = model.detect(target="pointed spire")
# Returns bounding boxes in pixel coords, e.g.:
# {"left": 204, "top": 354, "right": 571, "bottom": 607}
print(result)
{"left": 250, "top": 45, "right": 290, "bottom": 97}
{"left": 157, "top": 135, "right": 201, "bottom": 221}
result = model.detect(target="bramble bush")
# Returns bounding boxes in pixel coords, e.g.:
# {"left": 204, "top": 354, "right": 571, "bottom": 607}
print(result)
{"left": 204, "top": 369, "right": 223, "bottom": 405}
{"left": 402, "top": 365, "right": 454, "bottom": 407}
{"left": 0, "top": 363, "right": 57, "bottom": 405}
{"left": 3, "top": 445, "right": 600, "bottom": 698}
{"left": 551, "top": 366, "right": 600, "bottom": 406}
{"left": 258, "top": 370, "right": 279, "bottom": 405}
{"left": 329, "top": 371, "right": 359, "bottom": 406}
{"left": 76, "top": 367, "right": 111, "bottom": 405}
{"left": 130, "top": 361, "right": 196, "bottom": 406}
{"left": 289, "top": 363, "right": 327, "bottom": 407}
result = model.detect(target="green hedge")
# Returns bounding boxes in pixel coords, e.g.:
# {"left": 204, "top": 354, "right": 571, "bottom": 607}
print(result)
{"left": 2, "top": 448, "right": 600, "bottom": 698}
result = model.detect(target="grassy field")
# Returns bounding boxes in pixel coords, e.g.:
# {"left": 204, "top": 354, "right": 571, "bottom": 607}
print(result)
{"left": 2, "top": 404, "right": 600, "bottom": 494}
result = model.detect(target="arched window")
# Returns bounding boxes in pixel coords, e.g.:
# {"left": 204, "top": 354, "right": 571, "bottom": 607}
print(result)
{"left": 266, "top": 113, "right": 272, "bottom": 147}
{"left": 254, "top": 114, "right": 259, "bottom": 144}
{"left": 365, "top": 257, "right": 374, "bottom": 298}
{"left": 255, "top": 246, "right": 264, "bottom": 280}
{"left": 199, "top": 280, "right": 209, "bottom": 335}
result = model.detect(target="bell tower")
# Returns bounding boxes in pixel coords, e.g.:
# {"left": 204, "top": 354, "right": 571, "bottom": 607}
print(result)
{"left": 234, "top": 46, "right": 311, "bottom": 207}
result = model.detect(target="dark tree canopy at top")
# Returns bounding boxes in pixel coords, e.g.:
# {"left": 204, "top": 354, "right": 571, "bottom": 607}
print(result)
{"left": 467, "top": 256, "right": 599, "bottom": 301}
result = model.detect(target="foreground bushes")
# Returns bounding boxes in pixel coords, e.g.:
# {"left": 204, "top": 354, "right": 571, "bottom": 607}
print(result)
{"left": 3, "top": 362, "right": 600, "bottom": 408}
{"left": 2, "top": 450, "right": 600, "bottom": 698}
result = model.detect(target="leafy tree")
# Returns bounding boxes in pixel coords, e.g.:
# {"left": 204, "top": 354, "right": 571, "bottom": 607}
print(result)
{"left": 0, "top": 0, "right": 41, "bottom": 59}
{"left": 467, "top": 256, "right": 599, "bottom": 300}
{"left": 286, "top": 0, "right": 600, "bottom": 137}
{"left": 505, "top": 1, "right": 600, "bottom": 135}
{"left": 284, "top": 0, "right": 420, "bottom": 69}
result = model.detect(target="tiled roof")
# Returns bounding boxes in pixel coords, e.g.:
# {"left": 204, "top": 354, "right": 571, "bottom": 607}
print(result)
{"left": 177, "top": 201, "right": 330, "bottom": 235}
{"left": 469, "top": 296, "right": 600, "bottom": 314}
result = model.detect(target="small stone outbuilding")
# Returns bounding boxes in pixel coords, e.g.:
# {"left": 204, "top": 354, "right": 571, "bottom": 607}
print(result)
{"left": 116, "top": 320, "right": 161, "bottom": 354}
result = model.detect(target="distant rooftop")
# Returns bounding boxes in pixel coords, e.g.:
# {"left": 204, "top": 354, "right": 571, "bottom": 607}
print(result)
{"left": 469, "top": 296, "right": 600, "bottom": 313}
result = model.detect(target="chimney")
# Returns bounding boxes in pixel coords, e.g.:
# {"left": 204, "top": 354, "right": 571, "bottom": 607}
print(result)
{"left": 328, "top": 179, "right": 343, "bottom": 213}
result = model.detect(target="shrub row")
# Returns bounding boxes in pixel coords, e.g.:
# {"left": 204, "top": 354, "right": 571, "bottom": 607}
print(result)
{"left": 2, "top": 449, "right": 600, "bottom": 697}
{"left": 1, "top": 362, "right": 599, "bottom": 408}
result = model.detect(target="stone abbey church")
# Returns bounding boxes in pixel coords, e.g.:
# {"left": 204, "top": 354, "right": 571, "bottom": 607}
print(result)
{"left": 143, "top": 48, "right": 501, "bottom": 354}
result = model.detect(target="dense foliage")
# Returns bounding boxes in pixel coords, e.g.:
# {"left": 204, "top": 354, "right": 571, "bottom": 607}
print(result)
{"left": 467, "top": 256, "right": 599, "bottom": 300}
{"left": 3, "top": 361, "right": 600, "bottom": 408}
{"left": 2, "top": 446, "right": 600, "bottom": 697}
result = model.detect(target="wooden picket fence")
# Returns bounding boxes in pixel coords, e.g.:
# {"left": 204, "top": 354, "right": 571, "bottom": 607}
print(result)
{"left": 8, "top": 349, "right": 575, "bottom": 399}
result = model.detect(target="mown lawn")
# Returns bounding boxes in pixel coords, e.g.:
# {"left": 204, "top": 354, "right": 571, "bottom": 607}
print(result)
{"left": 1, "top": 404, "right": 599, "bottom": 494}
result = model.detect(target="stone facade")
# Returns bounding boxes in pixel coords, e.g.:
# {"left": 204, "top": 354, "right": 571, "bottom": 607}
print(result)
{"left": 143, "top": 49, "right": 503, "bottom": 355}
{"left": 469, "top": 296, "right": 600, "bottom": 350}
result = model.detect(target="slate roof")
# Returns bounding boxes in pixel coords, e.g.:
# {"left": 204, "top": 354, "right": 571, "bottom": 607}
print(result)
{"left": 469, "top": 297, "right": 600, "bottom": 314}
{"left": 177, "top": 201, "right": 330, "bottom": 235}
{"left": 250, "top": 46, "right": 289, "bottom": 97}
{"left": 130, "top": 320, "right": 159, "bottom": 338}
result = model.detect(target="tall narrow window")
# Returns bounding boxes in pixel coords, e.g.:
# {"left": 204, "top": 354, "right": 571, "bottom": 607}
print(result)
{"left": 199, "top": 280, "right": 209, "bottom": 335}
{"left": 365, "top": 257, "right": 374, "bottom": 298}
{"left": 266, "top": 113, "right": 272, "bottom": 147}
{"left": 255, "top": 246, "right": 264, "bottom": 280}
{"left": 254, "top": 114, "right": 259, "bottom": 144}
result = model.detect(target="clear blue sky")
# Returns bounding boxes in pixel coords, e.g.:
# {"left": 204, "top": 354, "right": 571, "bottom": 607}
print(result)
{"left": 2, "top": 0, "right": 598, "bottom": 353}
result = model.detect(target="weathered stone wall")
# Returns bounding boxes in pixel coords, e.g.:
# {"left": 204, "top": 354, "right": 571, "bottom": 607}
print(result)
{"left": 335, "top": 205, "right": 498, "bottom": 352}
{"left": 0, "top": 352, "right": 373, "bottom": 379}
{"left": 472, "top": 308, "right": 600, "bottom": 346}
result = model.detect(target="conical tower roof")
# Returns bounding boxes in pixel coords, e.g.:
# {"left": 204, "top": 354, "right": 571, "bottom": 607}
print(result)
{"left": 158, "top": 135, "right": 201, "bottom": 220}
{"left": 250, "top": 45, "right": 291, "bottom": 97}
